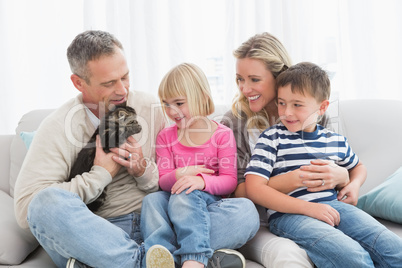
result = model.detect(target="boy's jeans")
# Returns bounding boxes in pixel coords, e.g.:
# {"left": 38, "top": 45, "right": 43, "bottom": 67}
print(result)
{"left": 269, "top": 200, "right": 402, "bottom": 268}
{"left": 141, "top": 190, "right": 260, "bottom": 266}
{"left": 27, "top": 187, "right": 144, "bottom": 268}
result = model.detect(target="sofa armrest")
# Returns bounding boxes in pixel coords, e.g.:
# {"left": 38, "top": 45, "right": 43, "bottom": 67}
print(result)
{"left": 0, "top": 135, "right": 13, "bottom": 194}
{"left": 0, "top": 191, "right": 39, "bottom": 265}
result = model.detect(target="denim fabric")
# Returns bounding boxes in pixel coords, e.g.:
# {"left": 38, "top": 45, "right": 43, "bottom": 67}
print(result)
{"left": 168, "top": 190, "right": 221, "bottom": 265}
{"left": 107, "top": 212, "right": 143, "bottom": 245}
{"left": 141, "top": 191, "right": 259, "bottom": 266}
{"left": 27, "top": 187, "right": 144, "bottom": 268}
{"left": 269, "top": 200, "right": 402, "bottom": 268}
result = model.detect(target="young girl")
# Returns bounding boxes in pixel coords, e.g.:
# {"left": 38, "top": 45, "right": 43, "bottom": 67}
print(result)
{"left": 156, "top": 63, "right": 243, "bottom": 268}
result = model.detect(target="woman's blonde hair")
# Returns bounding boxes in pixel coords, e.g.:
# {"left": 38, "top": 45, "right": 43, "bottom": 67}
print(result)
{"left": 158, "top": 63, "right": 215, "bottom": 117}
{"left": 232, "top": 32, "right": 292, "bottom": 131}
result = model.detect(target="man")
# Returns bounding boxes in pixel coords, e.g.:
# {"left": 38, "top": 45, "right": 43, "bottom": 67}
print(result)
{"left": 14, "top": 30, "right": 167, "bottom": 267}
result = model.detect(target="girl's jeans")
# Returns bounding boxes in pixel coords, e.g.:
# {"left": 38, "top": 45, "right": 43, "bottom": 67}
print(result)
{"left": 141, "top": 190, "right": 260, "bottom": 266}
{"left": 28, "top": 187, "right": 144, "bottom": 268}
{"left": 269, "top": 200, "right": 402, "bottom": 268}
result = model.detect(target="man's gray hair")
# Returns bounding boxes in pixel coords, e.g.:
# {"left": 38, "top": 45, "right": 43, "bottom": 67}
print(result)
{"left": 67, "top": 30, "right": 123, "bottom": 84}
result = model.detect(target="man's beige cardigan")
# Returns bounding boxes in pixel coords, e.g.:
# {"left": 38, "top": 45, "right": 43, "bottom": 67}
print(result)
{"left": 14, "top": 91, "right": 165, "bottom": 229}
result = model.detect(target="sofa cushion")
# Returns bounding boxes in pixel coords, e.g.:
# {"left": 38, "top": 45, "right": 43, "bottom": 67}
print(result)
{"left": 338, "top": 99, "right": 402, "bottom": 196}
{"left": 9, "top": 109, "right": 54, "bottom": 197}
{"left": 0, "top": 190, "right": 39, "bottom": 264}
{"left": 357, "top": 166, "right": 402, "bottom": 224}
{"left": 20, "top": 131, "right": 37, "bottom": 149}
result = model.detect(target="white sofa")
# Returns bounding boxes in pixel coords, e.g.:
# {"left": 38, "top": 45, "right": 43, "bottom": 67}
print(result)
{"left": 1, "top": 99, "right": 402, "bottom": 267}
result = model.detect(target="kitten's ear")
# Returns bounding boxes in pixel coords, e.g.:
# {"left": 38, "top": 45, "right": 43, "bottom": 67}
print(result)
{"left": 71, "top": 74, "right": 86, "bottom": 92}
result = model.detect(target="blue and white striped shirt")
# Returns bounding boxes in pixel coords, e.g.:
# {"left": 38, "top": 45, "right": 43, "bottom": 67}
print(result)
{"left": 245, "top": 123, "right": 359, "bottom": 220}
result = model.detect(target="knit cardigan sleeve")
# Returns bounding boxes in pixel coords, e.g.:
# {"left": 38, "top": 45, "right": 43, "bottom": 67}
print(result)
{"left": 221, "top": 110, "right": 252, "bottom": 185}
{"left": 14, "top": 97, "right": 112, "bottom": 229}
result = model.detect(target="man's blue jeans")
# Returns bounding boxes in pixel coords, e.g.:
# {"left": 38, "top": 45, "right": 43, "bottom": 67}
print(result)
{"left": 141, "top": 191, "right": 260, "bottom": 266}
{"left": 269, "top": 200, "right": 402, "bottom": 268}
{"left": 27, "top": 187, "right": 144, "bottom": 268}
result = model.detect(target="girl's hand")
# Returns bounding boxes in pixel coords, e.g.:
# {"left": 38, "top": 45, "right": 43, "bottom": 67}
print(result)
{"left": 304, "top": 202, "right": 340, "bottom": 227}
{"left": 171, "top": 175, "right": 205, "bottom": 195}
{"left": 300, "top": 159, "right": 349, "bottom": 191}
{"left": 175, "top": 165, "right": 214, "bottom": 180}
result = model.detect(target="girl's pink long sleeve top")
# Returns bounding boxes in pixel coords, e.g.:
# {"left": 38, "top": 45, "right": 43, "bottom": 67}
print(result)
{"left": 156, "top": 122, "right": 237, "bottom": 196}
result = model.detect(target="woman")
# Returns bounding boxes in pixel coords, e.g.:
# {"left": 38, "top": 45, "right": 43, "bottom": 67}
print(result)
{"left": 221, "top": 32, "right": 360, "bottom": 268}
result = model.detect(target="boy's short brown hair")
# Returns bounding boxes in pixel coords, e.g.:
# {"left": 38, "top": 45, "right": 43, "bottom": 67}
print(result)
{"left": 276, "top": 62, "right": 331, "bottom": 102}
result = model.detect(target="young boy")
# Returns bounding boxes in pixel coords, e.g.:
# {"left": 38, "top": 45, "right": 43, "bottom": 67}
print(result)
{"left": 245, "top": 62, "right": 402, "bottom": 267}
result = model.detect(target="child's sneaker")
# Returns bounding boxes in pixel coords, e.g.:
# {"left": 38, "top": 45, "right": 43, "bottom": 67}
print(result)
{"left": 207, "top": 249, "right": 246, "bottom": 268}
{"left": 146, "top": 245, "right": 175, "bottom": 268}
{"left": 66, "top": 258, "right": 90, "bottom": 268}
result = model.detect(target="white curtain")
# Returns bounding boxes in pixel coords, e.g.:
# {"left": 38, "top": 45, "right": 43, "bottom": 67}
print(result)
{"left": 1, "top": 0, "right": 401, "bottom": 134}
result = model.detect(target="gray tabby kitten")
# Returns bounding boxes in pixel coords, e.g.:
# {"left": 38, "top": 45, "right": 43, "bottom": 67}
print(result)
{"left": 67, "top": 106, "right": 142, "bottom": 212}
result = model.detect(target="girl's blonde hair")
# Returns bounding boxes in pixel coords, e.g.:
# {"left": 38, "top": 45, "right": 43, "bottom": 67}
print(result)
{"left": 158, "top": 63, "right": 215, "bottom": 116}
{"left": 232, "top": 32, "right": 292, "bottom": 131}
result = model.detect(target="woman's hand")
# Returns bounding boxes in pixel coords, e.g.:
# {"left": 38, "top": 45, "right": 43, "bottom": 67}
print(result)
{"left": 266, "top": 161, "right": 349, "bottom": 193}
{"left": 299, "top": 159, "right": 349, "bottom": 192}
{"left": 268, "top": 159, "right": 363, "bottom": 206}
{"left": 299, "top": 160, "right": 364, "bottom": 205}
